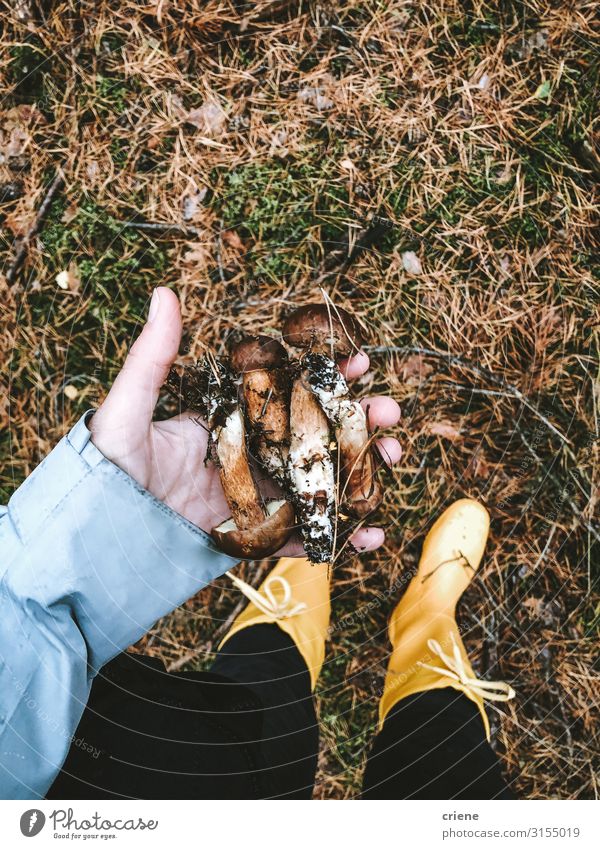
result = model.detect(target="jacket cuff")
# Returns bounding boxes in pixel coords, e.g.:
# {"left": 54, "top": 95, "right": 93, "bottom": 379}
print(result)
{"left": 5, "top": 411, "right": 238, "bottom": 669}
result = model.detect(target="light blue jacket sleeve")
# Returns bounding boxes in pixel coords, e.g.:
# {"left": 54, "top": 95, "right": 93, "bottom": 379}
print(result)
{"left": 0, "top": 412, "right": 238, "bottom": 799}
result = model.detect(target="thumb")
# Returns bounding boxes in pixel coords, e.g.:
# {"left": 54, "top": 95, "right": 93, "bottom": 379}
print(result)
{"left": 92, "top": 287, "right": 183, "bottom": 433}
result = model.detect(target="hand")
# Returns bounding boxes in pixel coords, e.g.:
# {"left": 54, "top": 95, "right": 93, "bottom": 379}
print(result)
{"left": 89, "top": 288, "right": 402, "bottom": 555}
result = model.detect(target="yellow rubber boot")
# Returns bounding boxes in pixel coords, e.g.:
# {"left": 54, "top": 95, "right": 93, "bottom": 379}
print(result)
{"left": 380, "top": 499, "right": 515, "bottom": 739}
{"left": 219, "top": 557, "right": 330, "bottom": 690}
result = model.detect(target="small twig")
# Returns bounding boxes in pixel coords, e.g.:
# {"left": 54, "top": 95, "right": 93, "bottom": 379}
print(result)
{"left": 367, "top": 345, "right": 572, "bottom": 446}
{"left": 369, "top": 344, "right": 600, "bottom": 544}
{"left": 515, "top": 424, "right": 600, "bottom": 545}
{"left": 421, "top": 551, "right": 475, "bottom": 584}
{"left": 121, "top": 220, "right": 203, "bottom": 238}
{"left": 6, "top": 170, "right": 64, "bottom": 284}
{"left": 258, "top": 386, "right": 273, "bottom": 420}
{"left": 215, "top": 219, "right": 227, "bottom": 283}
{"left": 313, "top": 214, "right": 397, "bottom": 283}
{"left": 531, "top": 522, "right": 559, "bottom": 573}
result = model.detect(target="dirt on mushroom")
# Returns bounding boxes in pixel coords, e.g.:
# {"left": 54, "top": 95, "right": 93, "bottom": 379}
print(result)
{"left": 169, "top": 302, "right": 382, "bottom": 564}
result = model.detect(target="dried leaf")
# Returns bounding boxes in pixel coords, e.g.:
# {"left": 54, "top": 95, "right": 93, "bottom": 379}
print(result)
{"left": 61, "top": 202, "right": 79, "bottom": 224}
{"left": 268, "top": 129, "right": 289, "bottom": 157}
{"left": 183, "top": 242, "right": 211, "bottom": 268}
{"left": 514, "top": 29, "right": 548, "bottom": 60}
{"left": 222, "top": 230, "right": 244, "bottom": 250}
{"left": 464, "top": 452, "right": 494, "bottom": 480}
{"left": 3, "top": 212, "right": 25, "bottom": 237}
{"left": 523, "top": 597, "right": 551, "bottom": 621}
{"left": 186, "top": 101, "right": 227, "bottom": 136}
{"left": 6, "top": 127, "right": 29, "bottom": 158}
{"left": 168, "top": 93, "right": 187, "bottom": 121}
{"left": 427, "top": 420, "right": 461, "bottom": 440}
{"left": 55, "top": 263, "right": 81, "bottom": 293}
{"left": 401, "top": 250, "right": 423, "bottom": 276}
{"left": 399, "top": 354, "right": 433, "bottom": 386}
{"left": 86, "top": 160, "right": 100, "bottom": 183}
{"left": 63, "top": 384, "right": 79, "bottom": 400}
{"left": 496, "top": 165, "right": 513, "bottom": 185}
{"left": 298, "top": 75, "right": 335, "bottom": 111}
{"left": 182, "top": 186, "right": 207, "bottom": 221}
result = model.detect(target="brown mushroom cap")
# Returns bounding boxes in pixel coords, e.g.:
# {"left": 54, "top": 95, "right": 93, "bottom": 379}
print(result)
{"left": 282, "top": 304, "right": 363, "bottom": 356}
{"left": 212, "top": 499, "right": 295, "bottom": 558}
{"left": 230, "top": 335, "right": 289, "bottom": 373}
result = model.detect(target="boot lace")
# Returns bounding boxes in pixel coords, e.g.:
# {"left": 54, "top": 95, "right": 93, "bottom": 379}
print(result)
{"left": 226, "top": 570, "right": 307, "bottom": 620}
{"left": 418, "top": 632, "right": 516, "bottom": 702}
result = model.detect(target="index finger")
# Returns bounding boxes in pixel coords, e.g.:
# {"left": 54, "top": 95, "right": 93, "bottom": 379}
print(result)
{"left": 338, "top": 350, "right": 370, "bottom": 380}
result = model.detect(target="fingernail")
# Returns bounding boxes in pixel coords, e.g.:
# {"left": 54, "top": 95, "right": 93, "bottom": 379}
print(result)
{"left": 148, "top": 288, "right": 160, "bottom": 322}
{"left": 351, "top": 528, "right": 385, "bottom": 552}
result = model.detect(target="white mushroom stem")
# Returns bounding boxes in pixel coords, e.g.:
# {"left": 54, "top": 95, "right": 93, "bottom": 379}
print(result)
{"left": 304, "top": 353, "right": 381, "bottom": 518}
{"left": 288, "top": 373, "right": 335, "bottom": 562}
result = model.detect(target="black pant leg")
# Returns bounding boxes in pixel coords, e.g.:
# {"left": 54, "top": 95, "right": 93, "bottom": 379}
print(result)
{"left": 362, "top": 688, "right": 515, "bottom": 799}
{"left": 46, "top": 653, "right": 268, "bottom": 800}
{"left": 211, "top": 623, "right": 319, "bottom": 799}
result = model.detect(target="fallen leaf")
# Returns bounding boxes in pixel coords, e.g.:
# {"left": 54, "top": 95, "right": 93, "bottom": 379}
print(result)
{"left": 514, "top": 29, "right": 548, "bottom": 60}
{"left": 11, "top": 104, "right": 46, "bottom": 125}
{"left": 464, "top": 452, "right": 493, "bottom": 480}
{"left": 3, "top": 212, "right": 26, "bottom": 237}
{"left": 61, "top": 202, "right": 79, "bottom": 224}
{"left": 186, "top": 101, "right": 227, "bottom": 136}
{"left": 86, "top": 160, "right": 100, "bottom": 183}
{"left": 55, "top": 263, "right": 81, "bottom": 293}
{"left": 398, "top": 354, "right": 433, "bottom": 386}
{"left": 182, "top": 186, "right": 207, "bottom": 221}
{"left": 6, "top": 127, "right": 29, "bottom": 158}
{"left": 496, "top": 165, "right": 512, "bottom": 184}
{"left": 523, "top": 597, "right": 546, "bottom": 618}
{"left": 183, "top": 242, "right": 211, "bottom": 268}
{"left": 168, "top": 93, "right": 187, "bottom": 121}
{"left": 222, "top": 230, "right": 244, "bottom": 250}
{"left": 268, "top": 129, "right": 289, "bottom": 157}
{"left": 298, "top": 76, "right": 335, "bottom": 111}
{"left": 401, "top": 250, "right": 423, "bottom": 275}
{"left": 427, "top": 420, "right": 461, "bottom": 440}
{"left": 534, "top": 80, "right": 552, "bottom": 100}
{"left": 63, "top": 384, "right": 79, "bottom": 400}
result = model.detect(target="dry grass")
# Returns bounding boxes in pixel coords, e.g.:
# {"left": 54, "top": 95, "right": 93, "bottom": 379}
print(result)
{"left": 1, "top": 0, "right": 599, "bottom": 798}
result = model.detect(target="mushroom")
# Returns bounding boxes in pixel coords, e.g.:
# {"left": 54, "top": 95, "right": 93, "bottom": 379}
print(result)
{"left": 230, "top": 335, "right": 290, "bottom": 487}
{"left": 287, "top": 370, "right": 336, "bottom": 563}
{"left": 304, "top": 352, "right": 381, "bottom": 518}
{"left": 283, "top": 304, "right": 382, "bottom": 521}
{"left": 283, "top": 302, "right": 363, "bottom": 359}
{"left": 196, "top": 357, "right": 295, "bottom": 559}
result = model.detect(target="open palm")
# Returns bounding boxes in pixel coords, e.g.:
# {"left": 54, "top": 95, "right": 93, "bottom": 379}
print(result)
{"left": 89, "top": 288, "right": 401, "bottom": 556}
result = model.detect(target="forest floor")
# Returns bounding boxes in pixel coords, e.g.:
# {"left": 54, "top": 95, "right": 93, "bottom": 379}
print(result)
{"left": 1, "top": 0, "right": 599, "bottom": 798}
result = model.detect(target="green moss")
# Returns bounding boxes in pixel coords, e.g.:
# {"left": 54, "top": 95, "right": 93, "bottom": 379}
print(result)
{"left": 8, "top": 41, "right": 51, "bottom": 102}
{"left": 211, "top": 158, "right": 351, "bottom": 280}
{"left": 30, "top": 196, "right": 168, "bottom": 389}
